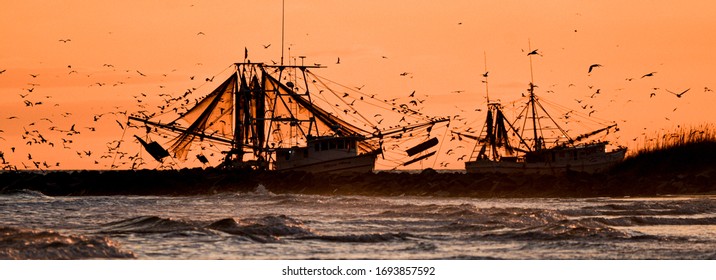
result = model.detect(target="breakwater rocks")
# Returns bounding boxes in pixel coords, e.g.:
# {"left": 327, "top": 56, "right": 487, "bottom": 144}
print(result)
{"left": 1, "top": 165, "right": 715, "bottom": 197}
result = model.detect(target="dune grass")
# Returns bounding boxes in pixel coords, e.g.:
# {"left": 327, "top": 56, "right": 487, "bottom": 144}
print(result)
{"left": 615, "top": 124, "right": 716, "bottom": 174}
{"left": 632, "top": 124, "right": 716, "bottom": 155}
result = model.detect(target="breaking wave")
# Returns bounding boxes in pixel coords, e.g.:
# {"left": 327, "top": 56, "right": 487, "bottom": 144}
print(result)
{"left": 95, "top": 215, "right": 426, "bottom": 244}
{"left": 0, "top": 226, "right": 134, "bottom": 260}
{"left": 207, "top": 215, "right": 314, "bottom": 242}
{"left": 97, "top": 215, "right": 314, "bottom": 243}
{"left": 0, "top": 189, "right": 54, "bottom": 200}
{"left": 479, "top": 219, "right": 657, "bottom": 241}
{"left": 98, "top": 216, "right": 199, "bottom": 234}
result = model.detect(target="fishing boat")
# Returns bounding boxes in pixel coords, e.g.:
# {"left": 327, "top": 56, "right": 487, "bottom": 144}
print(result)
{"left": 128, "top": 61, "right": 448, "bottom": 173}
{"left": 463, "top": 80, "right": 626, "bottom": 175}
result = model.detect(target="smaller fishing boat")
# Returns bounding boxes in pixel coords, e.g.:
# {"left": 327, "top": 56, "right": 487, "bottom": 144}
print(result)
{"left": 464, "top": 67, "right": 626, "bottom": 174}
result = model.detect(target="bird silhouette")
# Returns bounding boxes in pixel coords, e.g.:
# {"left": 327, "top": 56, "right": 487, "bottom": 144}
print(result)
{"left": 58, "top": 39, "right": 71, "bottom": 43}
{"left": 336, "top": 57, "right": 340, "bottom": 64}
{"left": 262, "top": 43, "right": 271, "bottom": 48}
{"left": 666, "top": 88, "right": 690, "bottom": 98}
{"left": 588, "top": 64, "right": 602, "bottom": 73}
{"left": 527, "top": 49, "right": 541, "bottom": 56}
{"left": 641, "top": 72, "right": 656, "bottom": 78}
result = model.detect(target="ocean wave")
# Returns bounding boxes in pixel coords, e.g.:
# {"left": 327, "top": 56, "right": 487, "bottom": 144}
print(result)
{"left": 97, "top": 215, "right": 315, "bottom": 243}
{"left": 97, "top": 216, "right": 199, "bottom": 234}
{"left": 378, "top": 203, "right": 483, "bottom": 218}
{"left": 298, "top": 232, "right": 417, "bottom": 243}
{"left": 439, "top": 220, "right": 507, "bottom": 232}
{"left": 401, "top": 241, "right": 438, "bottom": 251}
{"left": 586, "top": 216, "right": 716, "bottom": 227}
{"left": 479, "top": 219, "right": 657, "bottom": 241}
{"left": 207, "top": 215, "right": 314, "bottom": 242}
{"left": 0, "top": 226, "right": 134, "bottom": 260}
{"left": 0, "top": 189, "right": 54, "bottom": 200}
{"left": 581, "top": 199, "right": 716, "bottom": 215}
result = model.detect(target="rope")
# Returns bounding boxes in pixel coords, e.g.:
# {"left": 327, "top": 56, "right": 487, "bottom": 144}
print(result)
{"left": 110, "top": 116, "right": 130, "bottom": 170}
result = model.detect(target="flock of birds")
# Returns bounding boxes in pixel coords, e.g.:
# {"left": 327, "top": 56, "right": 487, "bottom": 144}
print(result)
{"left": 0, "top": 34, "right": 713, "bottom": 171}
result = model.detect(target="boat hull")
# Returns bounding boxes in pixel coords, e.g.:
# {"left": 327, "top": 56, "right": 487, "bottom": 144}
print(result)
{"left": 276, "top": 152, "right": 377, "bottom": 173}
{"left": 465, "top": 148, "right": 626, "bottom": 175}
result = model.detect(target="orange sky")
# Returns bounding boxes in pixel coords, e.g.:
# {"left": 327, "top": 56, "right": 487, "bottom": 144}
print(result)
{"left": 2, "top": 0, "right": 716, "bottom": 170}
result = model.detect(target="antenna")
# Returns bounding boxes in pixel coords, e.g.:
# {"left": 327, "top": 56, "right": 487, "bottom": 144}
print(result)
{"left": 528, "top": 39, "right": 534, "bottom": 84}
{"left": 483, "top": 51, "right": 490, "bottom": 103}
{"left": 281, "top": 0, "right": 285, "bottom": 65}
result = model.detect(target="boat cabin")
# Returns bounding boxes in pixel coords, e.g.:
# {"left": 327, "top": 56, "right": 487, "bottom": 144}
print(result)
{"left": 275, "top": 136, "right": 363, "bottom": 160}
{"left": 525, "top": 142, "right": 608, "bottom": 163}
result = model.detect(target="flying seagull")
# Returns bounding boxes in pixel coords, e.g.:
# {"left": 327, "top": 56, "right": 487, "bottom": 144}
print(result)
{"left": 641, "top": 72, "right": 656, "bottom": 78}
{"left": 527, "top": 49, "right": 541, "bottom": 56}
{"left": 588, "top": 64, "right": 602, "bottom": 73}
{"left": 666, "top": 88, "right": 690, "bottom": 98}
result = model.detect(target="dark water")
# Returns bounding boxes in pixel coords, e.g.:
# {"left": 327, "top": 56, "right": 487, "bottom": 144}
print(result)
{"left": 1, "top": 186, "right": 715, "bottom": 259}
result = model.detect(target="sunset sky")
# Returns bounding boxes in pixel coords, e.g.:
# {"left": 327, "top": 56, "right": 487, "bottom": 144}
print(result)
{"left": 2, "top": 0, "right": 715, "bottom": 170}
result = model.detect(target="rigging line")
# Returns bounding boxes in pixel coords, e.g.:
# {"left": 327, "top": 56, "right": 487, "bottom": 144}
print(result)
{"left": 381, "top": 149, "right": 417, "bottom": 167}
{"left": 533, "top": 100, "right": 574, "bottom": 143}
{"left": 539, "top": 98, "right": 612, "bottom": 126}
{"left": 187, "top": 64, "right": 235, "bottom": 96}
{"left": 538, "top": 101, "right": 608, "bottom": 133}
{"left": 513, "top": 100, "right": 530, "bottom": 135}
{"left": 147, "top": 64, "right": 236, "bottom": 120}
{"left": 309, "top": 72, "right": 428, "bottom": 119}
{"left": 110, "top": 116, "right": 130, "bottom": 170}
{"left": 307, "top": 71, "right": 376, "bottom": 126}
{"left": 301, "top": 78, "right": 352, "bottom": 126}
{"left": 165, "top": 155, "right": 180, "bottom": 170}
{"left": 432, "top": 123, "right": 450, "bottom": 168}
{"left": 266, "top": 75, "right": 310, "bottom": 139}
{"left": 468, "top": 115, "right": 489, "bottom": 161}
{"left": 306, "top": 71, "right": 376, "bottom": 127}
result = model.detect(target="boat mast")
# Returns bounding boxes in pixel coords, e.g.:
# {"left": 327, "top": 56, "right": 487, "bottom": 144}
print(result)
{"left": 528, "top": 40, "right": 541, "bottom": 151}
{"left": 233, "top": 65, "right": 243, "bottom": 161}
